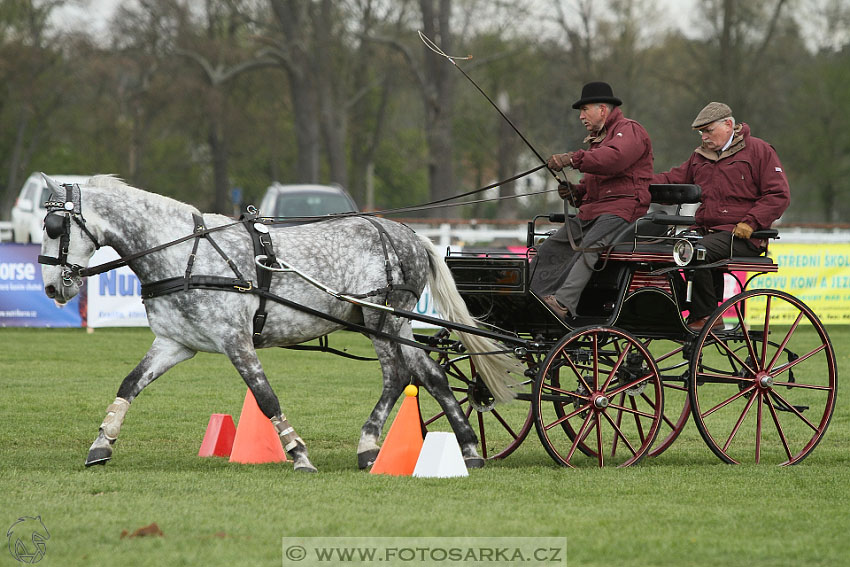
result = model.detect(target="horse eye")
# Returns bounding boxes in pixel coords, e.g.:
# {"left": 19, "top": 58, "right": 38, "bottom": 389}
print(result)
{"left": 44, "top": 213, "right": 66, "bottom": 239}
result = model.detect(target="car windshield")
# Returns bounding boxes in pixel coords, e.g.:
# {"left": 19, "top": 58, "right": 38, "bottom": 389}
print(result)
{"left": 273, "top": 192, "right": 354, "bottom": 218}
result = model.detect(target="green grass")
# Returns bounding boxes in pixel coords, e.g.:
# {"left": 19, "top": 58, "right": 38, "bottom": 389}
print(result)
{"left": 1, "top": 327, "right": 848, "bottom": 566}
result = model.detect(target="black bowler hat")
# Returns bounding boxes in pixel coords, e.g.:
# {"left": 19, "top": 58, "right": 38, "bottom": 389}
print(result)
{"left": 572, "top": 81, "right": 623, "bottom": 109}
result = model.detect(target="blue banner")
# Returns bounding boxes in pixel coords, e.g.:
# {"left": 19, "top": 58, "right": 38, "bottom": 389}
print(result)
{"left": 0, "top": 244, "right": 83, "bottom": 327}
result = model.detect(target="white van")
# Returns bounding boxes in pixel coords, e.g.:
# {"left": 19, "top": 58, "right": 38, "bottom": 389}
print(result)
{"left": 10, "top": 173, "right": 90, "bottom": 243}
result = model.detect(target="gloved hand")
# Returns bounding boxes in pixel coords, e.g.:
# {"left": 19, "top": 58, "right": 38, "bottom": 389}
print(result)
{"left": 733, "top": 222, "right": 754, "bottom": 239}
{"left": 557, "top": 182, "right": 580, "bottom": 206}
{"left": 547, "top": 152, "right": 573, "bottom": 172}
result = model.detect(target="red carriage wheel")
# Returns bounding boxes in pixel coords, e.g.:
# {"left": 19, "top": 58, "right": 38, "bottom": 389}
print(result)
{"left": 419, "top": 351, "right": 534, "bottom": 460}
{"left": 533, "top": 326, "right": 663, "bottom": 468}
{"left": 689, "top": 290, "right": 837, "bottom": 465}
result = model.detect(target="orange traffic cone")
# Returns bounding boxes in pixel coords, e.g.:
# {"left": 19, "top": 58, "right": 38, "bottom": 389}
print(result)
{"left": 198, "top": 413, "right": 236, "bottom": 457}
{"left": 370, "top": 385, "right": 424, "bottom": 476}
{"left": 229, "top": 390, "right": 287, "bottom": 464}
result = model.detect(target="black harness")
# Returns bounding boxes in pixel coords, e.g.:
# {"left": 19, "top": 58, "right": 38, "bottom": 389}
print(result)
{"left": 38, "top": 184, "right": 102, "bottom": 286}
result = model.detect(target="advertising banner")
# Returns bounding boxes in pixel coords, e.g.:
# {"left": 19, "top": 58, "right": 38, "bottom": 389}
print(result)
{"left": 747, "top": 242, "right": 850, "bottom": 325}
{"left": 0, "top": 244, "right": 82, "bottom": 327}
{"left": 86, "top": 247, "right": 148, "bottom": 327}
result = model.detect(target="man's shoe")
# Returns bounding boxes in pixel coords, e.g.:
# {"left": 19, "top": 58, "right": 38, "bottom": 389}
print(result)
{"left": 542, "top": 295, "right": 571, "bottom": 321}
{"left": 687, "top": 316, "right": 723, "bottom": 332}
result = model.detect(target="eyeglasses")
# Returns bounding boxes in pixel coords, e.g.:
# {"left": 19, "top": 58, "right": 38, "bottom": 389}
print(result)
{"left": 697, "top": 124, "right": 719, "bottom": 135}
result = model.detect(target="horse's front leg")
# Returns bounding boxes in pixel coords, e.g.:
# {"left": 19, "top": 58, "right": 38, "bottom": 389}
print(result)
{"left": 225, "top": 343, "right": 317, "bottom": 473}
{"left": 86, "top": 337, "right": 196, "bottom": 467}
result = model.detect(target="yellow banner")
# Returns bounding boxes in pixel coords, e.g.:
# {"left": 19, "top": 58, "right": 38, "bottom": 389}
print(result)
{"left": 745, "top": 242, "right": 850, "bottom": 325}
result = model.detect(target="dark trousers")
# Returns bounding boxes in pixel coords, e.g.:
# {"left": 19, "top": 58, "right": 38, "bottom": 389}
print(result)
{"left": 529, "top": 214, "right": 630, "bottom": 314}
{"left": 688, "top": 231, "right": 762, "bottom": 320}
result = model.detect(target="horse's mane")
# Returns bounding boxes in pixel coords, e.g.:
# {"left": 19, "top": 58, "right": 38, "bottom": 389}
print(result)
{"left": 85, "top": 174, "right": 200, "bottom": 214}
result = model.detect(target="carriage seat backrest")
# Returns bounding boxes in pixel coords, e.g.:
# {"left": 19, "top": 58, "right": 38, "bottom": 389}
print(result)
{"left": 634, "top": 184, "right": 702, "bottom": 237}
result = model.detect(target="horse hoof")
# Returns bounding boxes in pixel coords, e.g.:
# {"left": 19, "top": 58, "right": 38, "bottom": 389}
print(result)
{"left": 464, "top": 457, "right": 485, "bottom": 469}
{"left": 85, "top": 448, "right": 112, "bottom": 467}
{"left": 357, "top": 448, "right": 380, "bottom": 470}
{"left": 294, "top": 463, "right": 318, "bottom": 473}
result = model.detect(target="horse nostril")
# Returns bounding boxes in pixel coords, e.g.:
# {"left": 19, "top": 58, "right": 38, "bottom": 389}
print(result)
{"left": 45, "top": 285, "right": 56, "bottom": 298}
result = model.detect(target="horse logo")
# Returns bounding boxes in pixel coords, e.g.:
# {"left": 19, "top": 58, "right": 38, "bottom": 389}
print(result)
{"left": 6, "top": 516, "right": 50, "bottom": 563}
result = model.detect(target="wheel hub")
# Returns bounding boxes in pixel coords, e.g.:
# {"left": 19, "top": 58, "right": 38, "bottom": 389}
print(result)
{"left": 757, "top": 373, "right": 774, "bottom": 389}
{"left": 592, "top": 394, "right": 609, "bottom": 409}
{"left": 468, "top": 379, "right": 495, "bottom": 412}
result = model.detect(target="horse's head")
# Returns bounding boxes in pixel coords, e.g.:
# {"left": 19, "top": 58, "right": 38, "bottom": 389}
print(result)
{"left": 38, "top": 173, "right": 101, "bottom": 304}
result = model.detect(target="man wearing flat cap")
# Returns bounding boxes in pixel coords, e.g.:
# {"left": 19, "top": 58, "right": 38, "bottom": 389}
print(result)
{"left": 652, "top": 102, "right": 790, "bottom": 331}
{"left": 531, "top": 81, "right": 653, "bottom": 321}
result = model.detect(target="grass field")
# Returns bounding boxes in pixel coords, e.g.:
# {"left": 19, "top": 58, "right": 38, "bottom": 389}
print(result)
{"left": 1, "top": 326, "right": 848, "bottom": 566}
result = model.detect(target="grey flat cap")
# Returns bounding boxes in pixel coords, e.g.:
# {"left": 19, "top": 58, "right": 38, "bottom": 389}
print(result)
{"left": 692, "top": 102, "right": 733, "bottom": 129}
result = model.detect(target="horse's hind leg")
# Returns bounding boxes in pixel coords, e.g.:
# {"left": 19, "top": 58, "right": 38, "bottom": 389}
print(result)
{"left": 225, "top": 343, "right": 317, "bottom": 473}
{"left": 86, "top": 337, "right": 196, "bottom": 466}
{"left": 403, "top": 344, "right": 485, "bottom": 468}
{"left": 357, "top": 337, "right": 408, "bottom": 469}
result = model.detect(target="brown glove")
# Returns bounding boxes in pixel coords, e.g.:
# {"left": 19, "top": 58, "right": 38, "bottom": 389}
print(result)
{"left": 733, "top": 222, "right": 754, "bottom": 239}
{"left": 557, "top": 182, "right": 580, "bottom": 206}
{"left": 547, "top": 152, "right": 573, "bottom": 172}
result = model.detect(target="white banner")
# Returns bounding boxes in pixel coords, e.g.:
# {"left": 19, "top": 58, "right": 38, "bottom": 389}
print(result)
{"left": 86, "top": 247, "right": 148, "bottom": 328}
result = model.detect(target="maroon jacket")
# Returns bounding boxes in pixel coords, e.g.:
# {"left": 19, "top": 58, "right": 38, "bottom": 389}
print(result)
{"left": 569, "top": 107, "right": 653, "bottom": 222}
{"left": 652, "top": 124, "right": 790, "bottom": 232}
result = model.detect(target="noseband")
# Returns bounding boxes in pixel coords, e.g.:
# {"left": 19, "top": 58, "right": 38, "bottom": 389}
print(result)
{"left": 37, "top": 183, "right": 101, "bottom": 286}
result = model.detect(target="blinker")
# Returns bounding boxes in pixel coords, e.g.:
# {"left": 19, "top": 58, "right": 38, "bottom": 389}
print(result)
{"left": 44, "top": 213, "right": 67, "bottom": 240}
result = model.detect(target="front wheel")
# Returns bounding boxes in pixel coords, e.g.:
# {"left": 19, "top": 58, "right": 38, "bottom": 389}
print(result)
{"left": 533, "top": 326, "right": 664, "bottom": 468}
{"left": 689, "top": 290, "right": 837, "bottom": 465}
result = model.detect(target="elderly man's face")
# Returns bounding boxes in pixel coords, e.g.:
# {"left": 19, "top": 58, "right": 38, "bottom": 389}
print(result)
{"left": 698, "top": 118, "right": 734, "bottom": 151}
{"left": 579, "top": 104, "right": 607, "bottom": 132}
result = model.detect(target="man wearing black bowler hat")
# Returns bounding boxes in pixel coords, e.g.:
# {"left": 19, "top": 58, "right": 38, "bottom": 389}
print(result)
{"left": 530, "top": 81, "right": 653, "bottom": 321}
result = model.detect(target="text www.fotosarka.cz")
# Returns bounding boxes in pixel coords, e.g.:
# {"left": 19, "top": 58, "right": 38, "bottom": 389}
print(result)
{"left": 282, "top": 537, "right": 566, "bottom": 566}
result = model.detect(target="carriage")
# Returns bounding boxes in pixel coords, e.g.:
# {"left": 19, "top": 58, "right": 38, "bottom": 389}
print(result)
{"left": 38, "top": 175, "right": 836, "bottom": 472}
{"left": 415, "top": 183, "right": 837, "bottom": 468}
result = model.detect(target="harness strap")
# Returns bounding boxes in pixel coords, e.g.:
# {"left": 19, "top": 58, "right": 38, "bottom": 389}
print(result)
{"left": 240, "top": 212, "right": 278, "bottom": 344}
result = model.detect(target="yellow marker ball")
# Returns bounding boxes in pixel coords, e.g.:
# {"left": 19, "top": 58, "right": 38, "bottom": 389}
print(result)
{"left": 404, "top": 384, "right": 418, "bottom": 397}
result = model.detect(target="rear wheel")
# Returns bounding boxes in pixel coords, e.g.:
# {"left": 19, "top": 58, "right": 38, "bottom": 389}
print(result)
{"left": 689, "top": 290, "right": 837, "bottom": 465}
{"left": 533, "top": 326, "right": 663, "bottom": 467}
{"left": 419, "top": 334, "right": 534, "bottom": 460}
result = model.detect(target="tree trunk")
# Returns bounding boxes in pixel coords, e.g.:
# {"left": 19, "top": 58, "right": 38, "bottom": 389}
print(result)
{"left": 420, "top": 0, "right": 456, "bottom": 218}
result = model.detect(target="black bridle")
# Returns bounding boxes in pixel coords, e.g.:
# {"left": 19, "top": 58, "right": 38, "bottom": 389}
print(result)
{"left": 37, "top": 183, "right": 102, "bottom": 285}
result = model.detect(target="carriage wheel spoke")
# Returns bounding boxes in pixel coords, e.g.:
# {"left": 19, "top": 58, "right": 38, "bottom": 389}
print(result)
{"left": 595, "top": 413, "right": 604, "bottom": 467}
{"left": 601, "top": 408, "right": 638, "bottom": 457}
{"left": 606, "top": 371, "right": 657, "bottom": 399}
{"left": 768, "top": 389, "right": 820, "bottom": 432}
{"left": 707, "top": 332, "right": 758, "bottom": 377}
{"left": 722, "top": 388, "right": 759, "bottom": 452}
{"left": 765, "top": 392, "right": 793, "bottom": 461}
{"left": 755, "top": 391, "right": 763, "bottom": 463}
{"left": 760, "top": 296, "right": 772, "bottom": 364}
{"left": 766, "top": 312, "right": 804, "bottom": 372}
{"left": 564, "top": 412, "right": 594, "bottom": 463}
{"left": 700, "top": 385, "right": 756, "bottom": 419}
{"left": 611, "top": 393, "right": 626, "bottom": 457}
{"left": 735, "top": 303, "right": 760, "bottom": 367}
{"left": 630, "top": 395, "right": 646, "bottom": 447}
{"left": 476, "top": 411, "right": 487, "bottom": 459}
{"left": 769, "top": 343, "right": 827, "bottom": 378}
{"left": 606, "top": 401, "right": 656, "bottom": 420}
{"left": 601, "top": 339, "right": 631, "bottom": 392}
{"left": 491, "top": 409, "right": 520, "bottom": 439}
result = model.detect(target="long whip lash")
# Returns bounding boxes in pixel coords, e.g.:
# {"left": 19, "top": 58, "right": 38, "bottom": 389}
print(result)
{"left": 418, "top": 31, "right": 561, "bottom": 181}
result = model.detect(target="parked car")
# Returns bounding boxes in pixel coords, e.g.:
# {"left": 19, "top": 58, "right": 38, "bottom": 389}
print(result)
{"left": 10, "top": 173, "right": 90, "bottom": 243}
{"left": 258, "top": 183, "right": 358, "bottom": 223}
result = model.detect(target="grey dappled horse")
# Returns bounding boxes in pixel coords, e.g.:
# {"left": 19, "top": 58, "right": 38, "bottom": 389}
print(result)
{"left": 39, "top": 175, "right": 519, "bottom": 472}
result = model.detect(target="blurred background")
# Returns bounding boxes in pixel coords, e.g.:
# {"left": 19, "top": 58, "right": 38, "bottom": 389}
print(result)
{"left": 1, "top": 0, "right": 848, "bottom": 224}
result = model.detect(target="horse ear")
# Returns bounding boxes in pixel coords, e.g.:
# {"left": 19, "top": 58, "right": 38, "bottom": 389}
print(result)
{"left": 41, "top": 173, "right": 64, "bottom": 198}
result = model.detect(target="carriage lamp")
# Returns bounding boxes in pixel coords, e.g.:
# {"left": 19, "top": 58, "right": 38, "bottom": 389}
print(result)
{"left": 672, "top": 239, "right": 695, "bottom": 266}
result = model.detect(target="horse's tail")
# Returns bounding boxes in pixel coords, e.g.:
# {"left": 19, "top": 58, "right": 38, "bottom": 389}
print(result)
{"left": 418, "top": 234, "right": 522, "bottom": 403}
